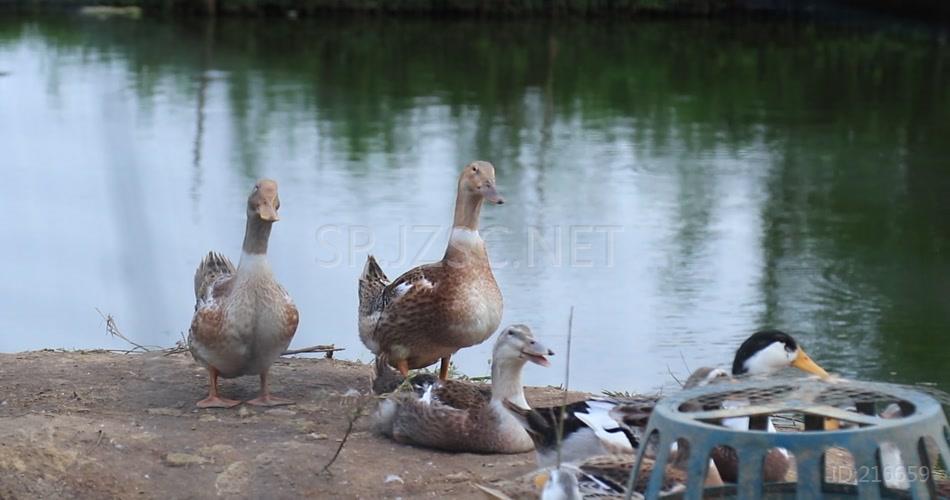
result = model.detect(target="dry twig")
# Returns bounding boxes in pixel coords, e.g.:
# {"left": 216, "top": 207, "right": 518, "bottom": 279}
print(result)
{"left": 282, "top": 345, "right": 345, "bottom": 358}
{"left": 555, "top": 306, "right": 575, "bottom": 467}
{"left": 319, "top": 396, "right": 371, "bottom": 475}
{"left": 96, "top": 308, "right": 155, "bottom": 352}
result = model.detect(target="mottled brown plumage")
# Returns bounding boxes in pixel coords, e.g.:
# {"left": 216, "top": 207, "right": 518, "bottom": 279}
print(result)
{"left": 359, "top": 161, "right": 505, "bottom": 379}
{"left": 373, "top": 325, "right": 553, "bottom": 454}
{"left": 188, "top": 179, "right": 299, "bottom": 408}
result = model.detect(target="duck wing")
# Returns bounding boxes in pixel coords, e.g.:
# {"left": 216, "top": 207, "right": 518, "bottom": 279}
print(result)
{"left": 376, "top": 393, "right": 512, "bottom": 453}
{"left": 188, "top": 252, "right": 236, "bottom": 366}
{"left": 193, "top": 251, "right": 235, "bottom": 306}
{"left": 503, "top": 400, "right": 594, "bottom": 452}
{"left": 359, "top": 256, "right": 438, "bottom": 319}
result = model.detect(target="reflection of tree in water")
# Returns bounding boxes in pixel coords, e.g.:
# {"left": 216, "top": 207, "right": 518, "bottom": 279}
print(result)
{"left": 6, "top": 16, "right": 949, "bottom": 388}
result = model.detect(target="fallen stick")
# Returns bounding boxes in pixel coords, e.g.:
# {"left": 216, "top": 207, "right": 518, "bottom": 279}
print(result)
{"left": 319, "top": 396, "right": 370, "bottom": 475}
{"left": 282, "top": 345, "right": 345, "bottom": 359}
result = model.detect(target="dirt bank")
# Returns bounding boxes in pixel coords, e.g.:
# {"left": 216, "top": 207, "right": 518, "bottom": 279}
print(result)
{"left": 0, "top": 350, "right": 580, "bottom": 499}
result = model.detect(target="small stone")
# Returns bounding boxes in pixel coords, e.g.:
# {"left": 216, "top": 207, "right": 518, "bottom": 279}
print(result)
{"left": 307, "top": 433, "right": 328, "bottom": 440}
{"left": 146, "top": 408, "right": 182, "bottom": 417}
{"left": 265, "top": 408, "right": 296, "bottom": 418}
{"left": 445, "top": 472, "right": 469, "bottom": 482}
{"left": 342, "top": 389, "right": 360, "bottom": 397}
{"left": 215, "top": 461, "right": 250, "bottom": 496}
{"left": 292, "top": 419, "right": 318, "bottom": 433}
{"left": 238, "top": 406, "right": 252, "bottom": 418}
{"left": 384, "top": 474, "right": 404, "bottom": 484}
{"left": 198, "top": 414, "right": 217, "bottom": 422}
{"left": 164, "top": 453, "right": 211, "bottom": 467}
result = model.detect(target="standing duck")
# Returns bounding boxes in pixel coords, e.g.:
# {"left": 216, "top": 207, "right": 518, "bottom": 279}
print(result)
{"left": 373, "top": 325, "right": 553, "bottom": 453}
{"left": 358, "top": 161, "right": 505, "bottom": 380}
{"left": 188, "top": 179, "right": 299, "bottom": 408}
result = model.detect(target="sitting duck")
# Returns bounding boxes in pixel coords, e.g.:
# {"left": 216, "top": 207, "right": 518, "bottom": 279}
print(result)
{"left": 504, "top": 394, "right": 657, "bottom": 466}
{"left": 358, "top": 161, "right": 505, "bottom": 380}
{"left": 373, "top": 324, "right": 553, "bottom": 454}
{"left": 682, "top": 329, "right": 831, "bottom": 483}
{"left": 506, "top": 330, "right": 829, "bottom": 485}
{"left": 188, "top": 179, "right": 299, "bottom": 408}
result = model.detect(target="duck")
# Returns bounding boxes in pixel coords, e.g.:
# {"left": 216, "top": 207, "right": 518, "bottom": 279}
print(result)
{"left": 503, "top": 394, "right": 657, "bottom": 467}
{"left": 478, "top": 453, "right": 722, "bottom": 500}
{"left": 373, "top": 324, "right": 553, "bottom": 453}
{"left": 358, "top": 161, "right": 505, "bottom": 380}
{"left": 681, "top": 329, "right": 831, "bottom": 483}
{"left": 188, "top": 179, "right": 299, "bottom": 408}
{"left": 506, "top": 330, "right": 829, "bottom": 481}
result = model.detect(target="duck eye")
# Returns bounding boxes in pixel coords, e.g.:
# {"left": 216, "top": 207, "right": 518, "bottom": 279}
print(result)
{"left": 508, "top": 331, "right": 514, "bottom": 336}
{"left": 472, "top": 166, "right": 478, "bottom": 172}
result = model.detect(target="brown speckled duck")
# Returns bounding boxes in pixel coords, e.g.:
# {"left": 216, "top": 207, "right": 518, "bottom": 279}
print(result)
{"left": 188, "top": 179, "right": 299, "bottom": 408}
{"left": 373, "top": 325, "right": 553, "bottom": 453}
{"left": 358, "top": 161, "right": 505, "bottom": 380}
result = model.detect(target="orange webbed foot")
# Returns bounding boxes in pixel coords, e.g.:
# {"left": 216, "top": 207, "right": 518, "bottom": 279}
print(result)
{"left": 246, "top": 395, "right": 294, "bottom": 407}
{"left": 196, "top": 396, "right": 242, "bottom": 409}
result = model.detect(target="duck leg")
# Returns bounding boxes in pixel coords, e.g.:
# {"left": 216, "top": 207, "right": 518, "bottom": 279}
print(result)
{"left": 197, "top": 367, "right": 241, "bottom": 409}
{"left": 395, "top": 359, "right": 409, "bottom": 377}
{"left": 439, "top": 356, "right": 450, "bottom": 381}
{"left": 246, "top": 369, "right": 293, "bottom": 407}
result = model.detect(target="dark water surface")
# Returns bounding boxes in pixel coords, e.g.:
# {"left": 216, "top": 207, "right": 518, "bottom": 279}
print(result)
{"left": 1, "top": 16, "right": 948, "bottom": 393}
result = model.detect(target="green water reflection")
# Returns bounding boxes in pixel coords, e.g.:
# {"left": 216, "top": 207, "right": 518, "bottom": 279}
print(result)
{"left": 0, "top": 16, "right": 947, "bottom": 392}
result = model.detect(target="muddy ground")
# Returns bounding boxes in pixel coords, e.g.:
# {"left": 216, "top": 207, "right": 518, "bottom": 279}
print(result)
{"left": 0, "top": 350, "right": 585, "bottom": 499}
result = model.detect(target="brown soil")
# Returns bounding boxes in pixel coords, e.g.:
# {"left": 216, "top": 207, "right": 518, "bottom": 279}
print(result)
{"left": 0, "top": 350, "right": 582, "bottom": 499}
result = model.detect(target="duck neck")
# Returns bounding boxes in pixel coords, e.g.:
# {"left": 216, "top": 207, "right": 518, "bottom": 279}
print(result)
{"left": 452, "top": 188, "right": 483, "bottom": 232}
{"left": 240, "top": 215, "right": 273, "bottom": 266}
{"left": 444, "top": 190, "right": 488, "bottom": 262}
{"left": 491, "top": 357, "right": 529, "bottom": 409}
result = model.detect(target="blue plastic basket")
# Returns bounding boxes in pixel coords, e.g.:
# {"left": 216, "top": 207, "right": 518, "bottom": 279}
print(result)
{"left": 628, "top": 378, "right": 950, "bottom": 499}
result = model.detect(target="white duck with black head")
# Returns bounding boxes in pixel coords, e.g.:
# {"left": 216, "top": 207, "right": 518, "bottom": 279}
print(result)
{"left": 688, "top": 329, "right": 831, "bottom": 484}
{"left": 731, "top": 329, "right": 828, "bottom": 379}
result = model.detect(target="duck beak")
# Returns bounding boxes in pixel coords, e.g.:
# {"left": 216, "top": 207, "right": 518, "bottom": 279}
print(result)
{"left": 792, "top": 349, "right": 829, "bottom": 379}
{"left": 521, "top": 340, "right": 554, "bottom": 367}
{"left": 482, "top": 184, "right": 505, "bottom": 205}
{"left": 258, "top": 203, "right": 280, "bottom": 222}
{"left": 532, "top": 472, "right": 550, "bottom": 491}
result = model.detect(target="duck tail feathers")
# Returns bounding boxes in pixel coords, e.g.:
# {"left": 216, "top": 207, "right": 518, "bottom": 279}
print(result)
{"left": 194, "top": 251, "right": 235, "bottom": 301}
{"left": 359, "top": 255, "right": 389, "bottom": 317}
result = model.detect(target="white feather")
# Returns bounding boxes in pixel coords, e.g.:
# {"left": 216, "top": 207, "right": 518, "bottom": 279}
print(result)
{"left": 880, "top": 442, "right": 908, "bottom": 489}
{"left": 537, "top": 428, "right": 608, "bottom": 467}
{"left": 449, "top": 227, "right": 482, "bottom": 247}
{"left": 743, "top": 341, "right": 794, "bottom": 374}
{"left": 394, "top": 282, "right": 412, "bottom": 296}
{"left": 419, "top": 384, "right": 434, "bottom": 405}
{"left": 573, "top": 401, "right": 633, "bottom": 452}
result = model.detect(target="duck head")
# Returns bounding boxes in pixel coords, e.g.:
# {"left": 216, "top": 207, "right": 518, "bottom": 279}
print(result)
{"left": 459, "top": 160, "right": 504, "bottom": 205}
{"left": 732, "top": 330, "right": 829, "bottom": 379}
{"left": 451, "top": 161, "right": 504, "bottom": 234}
{"left": 242, "top": 179, "right": 281, "bottom": 256}
{"left": 494, "top": 324, "right": 554, "bottom": 367}
{"left": 539, "top": 468, "right": 581, "bottom": 500}
{"left": 247, "top": 179, "right": 281, "bottom": 222}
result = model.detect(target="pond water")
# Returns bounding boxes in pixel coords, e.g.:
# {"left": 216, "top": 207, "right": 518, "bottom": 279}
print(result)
{"left": 1, "top": 15, "right": 948, "bottom": 394}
